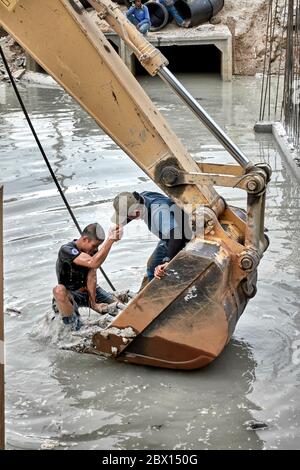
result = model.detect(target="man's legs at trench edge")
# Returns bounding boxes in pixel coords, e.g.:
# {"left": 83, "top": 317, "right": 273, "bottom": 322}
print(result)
{"left": 139, "top": 22, "right": 150, "bottom": 35}
{"left": 167, "top": 5, "right": 185, "bottom": 26}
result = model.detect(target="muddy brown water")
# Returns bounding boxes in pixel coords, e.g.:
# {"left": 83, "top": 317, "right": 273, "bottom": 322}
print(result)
{"left": 0, "top": 74, "right": 300, "bottom": 450}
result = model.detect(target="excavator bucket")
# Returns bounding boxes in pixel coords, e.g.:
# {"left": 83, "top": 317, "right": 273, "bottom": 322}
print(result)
{"left": 93, "top": 210, "right": 258, "bottom": 370}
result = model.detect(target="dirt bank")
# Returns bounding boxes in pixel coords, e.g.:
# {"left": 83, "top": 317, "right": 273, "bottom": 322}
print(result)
{"left": 215, "top": 0, "right": 285, "bottom": 75}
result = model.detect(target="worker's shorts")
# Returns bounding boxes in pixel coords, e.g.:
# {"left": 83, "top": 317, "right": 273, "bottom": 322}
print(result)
{"left": 52, "top": 286, "right": 115, "bottom": 315}
{"left": 70, "top": 286, "right": 115, "bottom": 306}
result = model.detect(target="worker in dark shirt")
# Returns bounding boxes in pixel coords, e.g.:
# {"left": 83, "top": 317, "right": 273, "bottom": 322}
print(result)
{"left": 111, "top": 191, "right": 191, "bottom": 286}
{"left": 53, "top": 222, "right": 122, "bottom": 330}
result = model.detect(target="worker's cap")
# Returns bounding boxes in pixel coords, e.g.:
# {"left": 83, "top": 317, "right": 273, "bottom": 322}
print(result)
{"left": 111, "top": 191, "right": 142, "bottom": 225}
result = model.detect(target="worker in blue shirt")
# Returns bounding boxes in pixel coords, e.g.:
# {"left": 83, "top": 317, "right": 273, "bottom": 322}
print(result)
{"left": 126, "top": 0, "right": 151, "bottom": 35}
{"left": 111, "top": 191, "right": 192, "bottom": 285}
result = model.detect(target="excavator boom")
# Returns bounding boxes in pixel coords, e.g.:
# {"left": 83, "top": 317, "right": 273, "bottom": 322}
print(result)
{"left": 0, "top": 0, "right": 271, "bottom": 369}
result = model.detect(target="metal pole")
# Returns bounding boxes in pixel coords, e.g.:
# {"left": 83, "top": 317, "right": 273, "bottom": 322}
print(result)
{"left": 158, "top": 66, "right": 251, "bottom": 169}
{"left": 0, "top": 186, "right": 4, "bottom": 450}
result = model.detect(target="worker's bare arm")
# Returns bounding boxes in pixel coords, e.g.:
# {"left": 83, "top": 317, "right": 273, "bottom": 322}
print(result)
{"left": 74, "top": 226, "right": 122, "bottom": 269}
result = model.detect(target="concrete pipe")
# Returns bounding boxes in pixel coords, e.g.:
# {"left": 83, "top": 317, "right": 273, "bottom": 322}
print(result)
{"left": 146, "top": 2, "right": 170, "bottom": 31}
{"left": 175, "top": 0, "right": 224, "bottom": 27}
{"left": 124, "top": 0, "right": 169, "bottom": 32}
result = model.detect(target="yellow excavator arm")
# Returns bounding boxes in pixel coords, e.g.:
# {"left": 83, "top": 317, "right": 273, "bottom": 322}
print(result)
{"left": 0, "top": 0, "right": 271, "bottom": 369}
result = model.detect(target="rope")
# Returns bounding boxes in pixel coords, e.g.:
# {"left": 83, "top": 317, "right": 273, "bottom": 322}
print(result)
{"left": 0, "top": 45, "right": 116, "bottom": 291}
